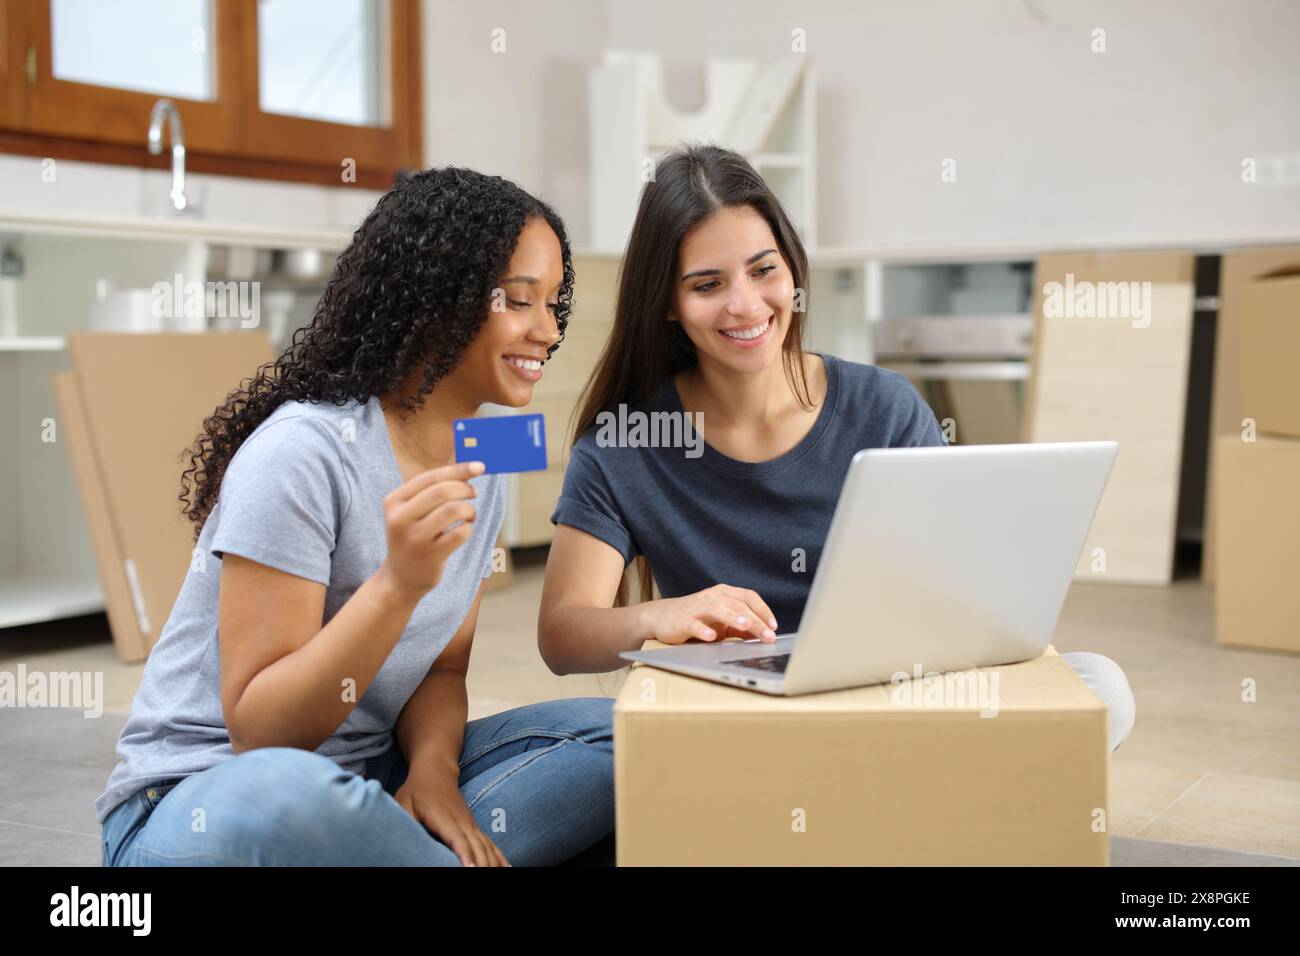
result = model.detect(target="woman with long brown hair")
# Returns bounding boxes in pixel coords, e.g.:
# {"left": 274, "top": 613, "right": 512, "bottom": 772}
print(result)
{"left": 539, "top": 143, "right": 1135, "bottom": 753}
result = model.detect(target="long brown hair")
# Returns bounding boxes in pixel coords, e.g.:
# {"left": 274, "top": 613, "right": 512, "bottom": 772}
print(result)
{"left": 571, "top": 143, "right": 813, "bottom": 606}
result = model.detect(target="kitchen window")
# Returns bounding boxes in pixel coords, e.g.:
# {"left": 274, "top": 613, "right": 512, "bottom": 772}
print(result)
{"left": 0, "top": 0, "right": 421, "bottom": 188}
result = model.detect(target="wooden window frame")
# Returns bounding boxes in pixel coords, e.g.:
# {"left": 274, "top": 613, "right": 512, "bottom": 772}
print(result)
{"left": 0, "top": 0, "right": 421, "bottom": 189}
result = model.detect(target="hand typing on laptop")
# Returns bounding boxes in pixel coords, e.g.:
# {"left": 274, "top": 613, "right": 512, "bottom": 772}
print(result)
{"left": 635, "top": 584, "right": 780, "bottom": 645}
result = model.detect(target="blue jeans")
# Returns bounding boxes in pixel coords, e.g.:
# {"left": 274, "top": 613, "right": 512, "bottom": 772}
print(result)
{"left": 101, "top": 697, "right": 615, "bottom": 866}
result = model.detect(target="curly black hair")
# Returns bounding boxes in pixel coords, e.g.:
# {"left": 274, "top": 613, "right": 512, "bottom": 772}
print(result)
{"left": 178, "top": 166, "right": 575, "bottom": 540}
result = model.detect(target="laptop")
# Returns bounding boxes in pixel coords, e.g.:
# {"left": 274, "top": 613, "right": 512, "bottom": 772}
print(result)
{"left": 619, "top": 441, "right": 1118, "bottom": 695}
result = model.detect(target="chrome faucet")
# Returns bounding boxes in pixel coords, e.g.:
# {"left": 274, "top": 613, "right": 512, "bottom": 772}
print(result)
{"left": 147, "top": 98, "right": 189, "bottom": 213}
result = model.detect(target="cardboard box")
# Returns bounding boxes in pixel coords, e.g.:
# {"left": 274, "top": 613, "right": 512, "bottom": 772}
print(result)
{"left": 1203, "top": 246, "right": 1300, "bottom": 585}
{"left": 614, "top": 644, "right": 1109, "bottom": 865}
{"left": 1240, "top": 272, "right": 1300, "bottom": 440}
{"left": 1214, "top": 434, "right": 1300, "bottom": 653}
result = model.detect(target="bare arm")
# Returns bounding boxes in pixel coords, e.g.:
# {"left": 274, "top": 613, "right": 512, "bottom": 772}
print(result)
{"left": 389, "top": 582, "right": 508, "bottom": 867}
{"left": 538, "top": 524, "right": 780, "bottom": 675}
{"left": 394, "top": 585, "right": 482, "bottom": 777}
{"left": 218, "top": 555, "right": 420, "bottom": 754}
{"left": 219, "top": 461, "right": 482, "bottom": 754}
{"left": 537, "top": 525, "right": 650, "bottom": 674}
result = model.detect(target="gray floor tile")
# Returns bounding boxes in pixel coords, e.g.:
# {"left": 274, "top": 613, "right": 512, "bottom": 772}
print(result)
{"left": 0, "top": 750, "right": 109, "bottom": 836}
{"left": 0, "top": 707, "right": 126, "bottom": 767}
{"left": 0, "top": 820, "right": 102, "bottom": 866}
{"left": 1112, "top": 836, "right": 1300, "bottom": 866}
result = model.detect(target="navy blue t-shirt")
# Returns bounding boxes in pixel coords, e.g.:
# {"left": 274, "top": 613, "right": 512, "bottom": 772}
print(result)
{"left": 550, "top": 352, "right": 945, "bottom": 631}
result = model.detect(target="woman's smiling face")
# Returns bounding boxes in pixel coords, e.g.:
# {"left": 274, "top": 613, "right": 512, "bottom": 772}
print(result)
{"left": 670, "top": 204, "right": 795, "bottom": 374}
{"left": 458, "top": 215, "right": 565, "bottom": 407}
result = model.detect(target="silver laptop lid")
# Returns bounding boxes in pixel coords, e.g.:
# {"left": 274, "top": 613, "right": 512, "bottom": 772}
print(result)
{"left": 783, "top": 441, "right": 1117, "bottom": 694}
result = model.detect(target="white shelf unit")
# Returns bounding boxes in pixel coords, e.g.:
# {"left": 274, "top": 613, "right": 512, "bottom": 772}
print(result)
{"left": 0, "top": 222, "right": 338, "bottom": 631}
{"left": 589, "top": 52, "right": 817, "bottom": 249}
{"left": 0, "top": 232, "right": 196, "bottom": 628}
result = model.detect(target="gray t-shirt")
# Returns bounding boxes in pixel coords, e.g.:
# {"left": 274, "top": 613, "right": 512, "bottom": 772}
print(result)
{"left": 95, "top": 395, "right": 505, "bottom": 824}
{"left": 550, "top": 353, "right": 944, "bottom": 631}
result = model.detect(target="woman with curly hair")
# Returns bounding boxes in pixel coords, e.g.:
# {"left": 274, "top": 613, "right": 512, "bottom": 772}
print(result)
{"left": 97, "top": 167, "right": 615, "bottom": 867}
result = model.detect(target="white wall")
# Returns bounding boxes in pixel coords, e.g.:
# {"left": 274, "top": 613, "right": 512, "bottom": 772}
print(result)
{"left": 4, "top": 0, "right": 1295, "bottom": 252}
{"left": 423, "top": 0, "right": 1300, "bottom": 250}
{"left": 421, "top": 0, "right": 608, "bottom": 244}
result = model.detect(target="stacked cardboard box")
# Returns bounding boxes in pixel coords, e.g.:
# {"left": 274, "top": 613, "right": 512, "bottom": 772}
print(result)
{"left": 1215, "top": 271, "right": 1300, "bottom": 653}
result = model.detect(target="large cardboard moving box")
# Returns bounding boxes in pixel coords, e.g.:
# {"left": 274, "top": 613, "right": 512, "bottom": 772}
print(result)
{"left": 1214, "top": 434, "right": 1300, "bottom": 653}
{"left": 615, "top": 644, "right": 1109, "bottom": 866}
{"left": 1204, "top": 247, "right": 1300, "bottom": 584}
{"left": 1239, "top": 272, "right": 1300, "bottom": 440}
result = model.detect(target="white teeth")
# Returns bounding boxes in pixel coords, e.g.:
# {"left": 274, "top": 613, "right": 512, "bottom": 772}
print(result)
{"left": 505, "top": 357, "right": 543, "bottom": 371}
{"left": 720, "top": 317, "right": 771, "bottom": 341}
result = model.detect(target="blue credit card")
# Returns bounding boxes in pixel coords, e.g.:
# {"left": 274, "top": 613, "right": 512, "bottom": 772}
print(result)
{"left": 453, "top": 413, "right": 548, "bottom": 474}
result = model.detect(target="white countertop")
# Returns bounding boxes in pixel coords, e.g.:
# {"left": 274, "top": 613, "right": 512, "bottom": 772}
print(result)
{"left": 3, "top": 156, "right": 1297, "bottom": 262}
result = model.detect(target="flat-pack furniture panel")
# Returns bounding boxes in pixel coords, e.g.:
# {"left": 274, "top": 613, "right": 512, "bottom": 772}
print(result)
{"left": 65, "top": 332, "right": 274, "bottom": 661}
{"left": 1024, "top": 253, "right": 1195, "bottom": 585}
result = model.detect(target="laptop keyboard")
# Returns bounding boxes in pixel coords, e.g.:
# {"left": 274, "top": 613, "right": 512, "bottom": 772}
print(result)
{"left": 722, "top": 653, "right": 791, "bottom": 674}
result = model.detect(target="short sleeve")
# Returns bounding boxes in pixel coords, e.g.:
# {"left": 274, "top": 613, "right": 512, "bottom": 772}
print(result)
{"left": 210, "top": 417, "right": 350, "bottom": 585}
{"left": 895, "top": 379, "right": 946, "bottom": 448}
{"left": 550, "top": 440, "right": 636, "bottom": 565}
{"left": 476, "top": 474, "right": 507, "bottom": 580}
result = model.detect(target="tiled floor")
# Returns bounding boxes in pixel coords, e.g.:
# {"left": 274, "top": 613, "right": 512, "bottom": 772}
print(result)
{"left": 2, "top": 554, "right": 1297, "bottom": 866}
